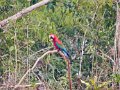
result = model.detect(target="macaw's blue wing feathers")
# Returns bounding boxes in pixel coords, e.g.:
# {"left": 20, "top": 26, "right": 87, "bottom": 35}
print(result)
{"left": 62, "top": 48, "right": 70, "bottom": 58}
{"left": 56, "top": 42, "right": 70, "bottom": 58}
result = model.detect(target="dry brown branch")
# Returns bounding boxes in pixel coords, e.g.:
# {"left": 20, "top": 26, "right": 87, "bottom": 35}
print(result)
{"left": 14, "top": 50, "right": 57, "bottom": 89}
{"left": 59, "top": 52, "right": 72, "bottom": 90}
{"left": 14, "top": 50, "right": 72, "bottom": 90}
{"left": 115, "top": 1, "right": 120, "bottom": 89}
{"left": 0, "top": 0, "right": 51, "bottom": 29}
{"left": 0, "top": 82, "right": 42, "bottom": 89}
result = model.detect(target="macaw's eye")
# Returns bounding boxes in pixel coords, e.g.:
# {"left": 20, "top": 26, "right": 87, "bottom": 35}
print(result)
{"left": 49, "top": 35, "right": 52, "bottom": 39}
{"left": 49, "top": 35, "right": 54, "bottom": 39}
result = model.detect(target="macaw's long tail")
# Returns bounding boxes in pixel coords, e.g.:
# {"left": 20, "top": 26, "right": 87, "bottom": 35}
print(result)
{"left": 62, "top": 49, "right": 72, "bottom": 64}
{"left": 62, "top": 48, "right": 70, "bottom": 58}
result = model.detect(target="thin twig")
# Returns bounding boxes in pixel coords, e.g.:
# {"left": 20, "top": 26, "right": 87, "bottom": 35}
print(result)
{"left": 97, "top": 49, "right": 115, "bottom": 64}
{"left": 79, "top": 36, "right": 85, "bottom": 77}
{"left": 14, "top": 27, "right": 18, "bottom": 84}
{"left": 0, "top": 82, "right": 43, "bottom": 89}
{"left": 28, "top": 47, "right": 52, "bottom": 58}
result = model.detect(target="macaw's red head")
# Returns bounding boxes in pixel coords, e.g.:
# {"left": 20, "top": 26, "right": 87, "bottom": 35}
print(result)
{"left": 49, "top": 34, "right": 58, "bottom": 41}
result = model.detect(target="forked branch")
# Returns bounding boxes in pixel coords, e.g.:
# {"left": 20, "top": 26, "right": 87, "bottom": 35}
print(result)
{"left": 14, "top": 50, "right": 72, "bottom": 90}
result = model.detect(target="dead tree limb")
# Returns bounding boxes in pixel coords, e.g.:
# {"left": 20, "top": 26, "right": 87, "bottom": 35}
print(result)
{"left": 115, "top": 0, "right": 120, "bottom": 74}
{"left": 14, "top": 50, "right": 57, "bottom": 89}
{"left": 0, "top": 83, "right": 43, "bottom": 89}
{"left": 0, "top": 0, "right": 51, "bottom": 29}
{"left": 14, "top": 50, "right": 72, "bottom": 90}
{"left": 60, "top": 52, "right": 72, "bottom": 90}
{"left": 113, "top": 1, "right": 120, "bottom": 89}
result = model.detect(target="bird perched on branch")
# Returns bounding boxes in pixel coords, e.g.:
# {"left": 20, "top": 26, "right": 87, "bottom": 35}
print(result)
{"left": 49, "top": 34, "right": 70, "bottom": 58}
{"left": 49, "top": 34, "right": 72, "bottom": 89}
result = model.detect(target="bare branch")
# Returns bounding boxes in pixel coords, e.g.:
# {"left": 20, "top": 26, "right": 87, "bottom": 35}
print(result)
{"left": 0, "top": 83, "right": 42, "bottom": 89}
{"left": 14, "top": 50, "right": 72, "bottom": 90}
{"left": 14, "top": 50, "right": 57, "bottom": 89}
{"left": 79, "top": 36, "right": 85, "bottom": 77}
{"left": 0, "top": 0, "right": 51, "bottom": 29}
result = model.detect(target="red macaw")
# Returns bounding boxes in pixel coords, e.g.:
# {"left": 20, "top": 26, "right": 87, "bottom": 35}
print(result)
{"left": 49, "top": 34, "right": 70, "bottom": 58}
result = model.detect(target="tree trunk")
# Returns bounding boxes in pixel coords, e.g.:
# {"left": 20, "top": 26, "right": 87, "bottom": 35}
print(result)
{"left": 114, "top": 1, "right": 120, "bottom": 89}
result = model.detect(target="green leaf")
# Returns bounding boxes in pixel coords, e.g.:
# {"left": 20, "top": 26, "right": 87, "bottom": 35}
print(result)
{"left": 9, "top": 46, "right": 14, "bottom": 52}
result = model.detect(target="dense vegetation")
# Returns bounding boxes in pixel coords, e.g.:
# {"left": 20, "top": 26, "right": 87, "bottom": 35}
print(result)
{"left": 0, "top": 0, "right": 119, "bottom": 90}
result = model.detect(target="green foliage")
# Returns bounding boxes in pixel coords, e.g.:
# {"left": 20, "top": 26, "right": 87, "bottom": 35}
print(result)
{"left": 30, "top": 0, "right": 38, "bottom": 5}
{"left": 81, "top": 76, "right": 111, "bottom": 90}
{"left": 112, "top": 74, "right": 120, "bottom": 83}
{"left": 0, "top": 0, "right": 117, "bottom": 89}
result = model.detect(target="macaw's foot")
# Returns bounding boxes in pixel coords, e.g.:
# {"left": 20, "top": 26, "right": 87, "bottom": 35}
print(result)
{"left": 57, "top": 49, "right": 60, "bottom": 52}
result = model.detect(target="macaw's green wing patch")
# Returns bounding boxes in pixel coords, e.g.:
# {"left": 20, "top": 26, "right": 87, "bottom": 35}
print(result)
{"left": 56, "top": 42, "right": 70, "bottom": 57}
{"left": 56, "top": 42, "right": 64, "bottom": 50}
